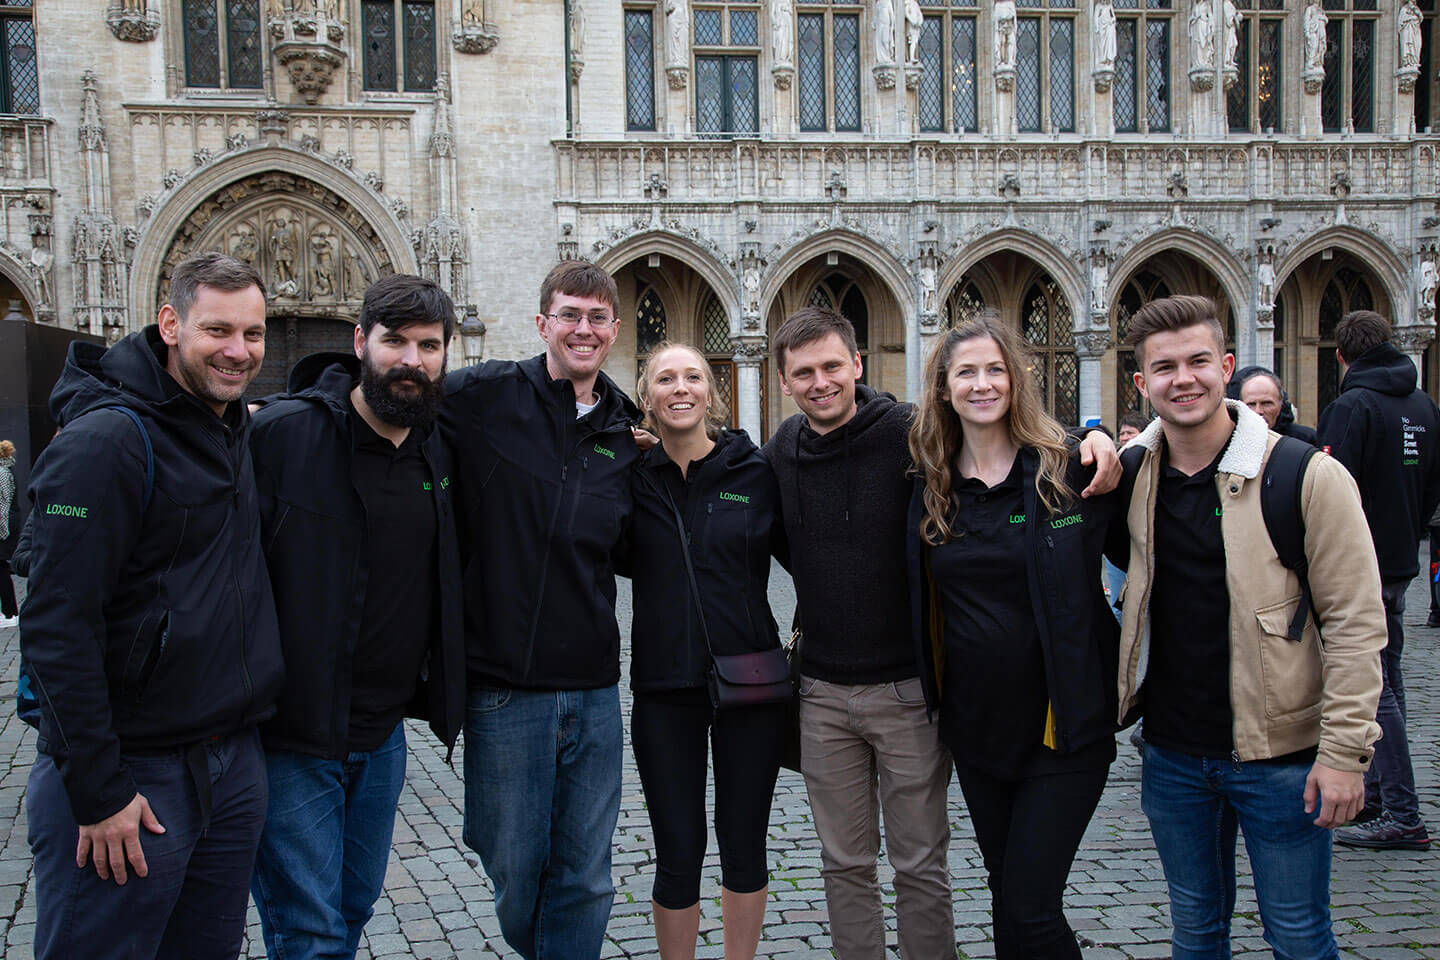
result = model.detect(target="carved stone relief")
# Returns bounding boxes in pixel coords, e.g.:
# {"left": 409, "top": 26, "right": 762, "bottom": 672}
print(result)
{"left": 107, "top": 0, "right": 161, "bottom": 42}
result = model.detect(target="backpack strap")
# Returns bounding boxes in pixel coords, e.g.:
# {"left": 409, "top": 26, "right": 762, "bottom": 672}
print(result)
{"left": 101, "top": 405, "right": 155, "bottom": 512}
{"left": 1260, "top": 435, "right": 1319, "bottom": 643}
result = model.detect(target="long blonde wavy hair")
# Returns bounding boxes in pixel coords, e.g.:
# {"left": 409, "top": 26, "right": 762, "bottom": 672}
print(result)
{"left": 908, "top": 311, "right": 1075, "bottom": 545}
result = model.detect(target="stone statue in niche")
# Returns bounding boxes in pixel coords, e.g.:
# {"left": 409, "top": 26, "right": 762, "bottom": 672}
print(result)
{"left": 919, "top": 262, "right": 937, "bottom": 315}
{"left": 1093, "top": 0, "right": 1116, "bottom": 71}
{"left": 344, "top": 247, "right": 372, "bottom": 298}
{"left": 122, "top": 0, "right": 145, "bottom": 12}
{"left": 1258, "top": 256, "right": 1276, "bottom": 307}
{"left": 269, "top": 216, "right": 297, "bottom": 287}
{"left": 1399, "top": 1, "right": 1423, "bottom": 71}
{"left": 462, "top": 0, "right": 483, "bottom": 28}
{"left": 743, "top": 268, "right": 760, "bottom": 316}
{"left": 1223, "top": 0, "right": 1239, "bottom": 74}
{"left": 29, "top": 242, "right": 53, "bottom": 307}
{"left": 569, "top": 0, "right": 587, "bottom": 60}
{"left": 665, "top": 0, "right": 689, "bottom": 68}
{"left": 267, "top": 0, "right": 285, "bottom": 17}
{"left": 311, "top": 234, "right": 335, "bottom": 297}
{"left": 903, "top": 0, "right": 922, "bottom": 64}
{"left": 873, "top": 0, "right": 895, "bottom": 65}
{"left": 1190, "top": 0, "right": 1215, "bottom": 70}
{"left": 993, "top": 1, "right": 1017, "bottom": 72}
{"left": 231, "top": 228, "right": 258, "bottom": 267}
{"left": 1420, "top": 256, "right": 1439, "bottom": 312}
{"left": 771, "top": 0, "right": 793, "bottom": 66}
{"left": 1304, "top": 1, "right": 1328, "bottom": 76}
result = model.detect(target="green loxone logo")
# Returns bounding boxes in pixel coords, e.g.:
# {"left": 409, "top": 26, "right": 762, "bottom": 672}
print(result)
{"left": 46, "top": 503, "right": 89, "bottom": 518}
{"left": 593, "top": 443, "right": 616, "bottom": 460}
{"left": 719, "top": 491, "right": 750, "bottom": 503}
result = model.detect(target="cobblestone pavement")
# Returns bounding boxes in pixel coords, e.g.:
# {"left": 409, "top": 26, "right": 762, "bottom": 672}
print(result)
{"left": 0, "top": 568, "right": 1436, "bottom": 959}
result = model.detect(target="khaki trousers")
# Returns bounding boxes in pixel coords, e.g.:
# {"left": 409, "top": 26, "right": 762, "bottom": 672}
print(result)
{"left": 798, "top": 675, "right": 954, "bottom": 959}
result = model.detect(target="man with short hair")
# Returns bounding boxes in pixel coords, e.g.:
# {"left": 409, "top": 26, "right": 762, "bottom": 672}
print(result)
{"left": 1116, "top": 411, "right": 1149, "bottom": 446}
{"left": 1233, "top": 366, "right": 1319, "bottom": 445}
{"left": 441, "top": 261, "right": 641, "bottom": 959}
{"left": 1318, "top": 309, "right": 1438, "bottom": 851}
{"left": 1119, "top": 294, "right": 1385, "bottom": 958}
{"left": 763, "top": 307, "right": 1118, "bottom": 958}
{"left": 21, "top": 252, "right": 284, "bottom": 959}
{"left": 247, "top": 273, "right": 466, "bottom": 958}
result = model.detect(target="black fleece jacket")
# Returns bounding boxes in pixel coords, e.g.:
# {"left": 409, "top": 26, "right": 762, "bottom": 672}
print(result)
{"left": 1317, "top": 342, "right": 1440, "bottom": 580}
{"left": 249, "top": 354, "right": 465, "bottom": 759}
{"left": 441, "top": 355, "right": 641, "bottom": 689}
{"left": 762, "top": 386, "right": 916, "bottom": 684}
{"left": 621, "top": 429, "right": 787, "bottom": 692}
{"left": 20, "top": 327, "right": 283, "bottom": 823}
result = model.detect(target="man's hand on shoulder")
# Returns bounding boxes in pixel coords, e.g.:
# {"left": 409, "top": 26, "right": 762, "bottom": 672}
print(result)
{"left": 76, "top": 792, "right": 166, "bottom": 885}
{"left": 632, "top": 427, "right": 658, "bottom": 451}
{"left": 1304, "top": 762, "right": 1364, "bottom": 828}
{"left": 1078, "top": 430, "right": 1122, "bottom": 498}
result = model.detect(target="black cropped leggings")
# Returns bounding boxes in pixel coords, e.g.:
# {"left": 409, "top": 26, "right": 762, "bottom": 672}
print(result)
{"left": 631, "top": 688, "right": 784, "bottom": 909}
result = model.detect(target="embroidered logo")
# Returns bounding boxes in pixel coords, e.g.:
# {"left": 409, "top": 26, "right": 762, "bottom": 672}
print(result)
{"left": 593, "top": 443, "right": 616, "bottom": 460}
{"left": 719, "top": 491, "right": 750, "bottom": 503}
{"left": 46, "top": 503, "right": 89, "bottom": 518}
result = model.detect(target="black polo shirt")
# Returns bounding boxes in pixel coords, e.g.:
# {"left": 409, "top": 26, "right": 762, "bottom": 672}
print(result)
{"left": 347, "top": 404, "right": 438, "bottom": 752}
{"left": 1143, "top": 439, "right": 1234, "bottom": 757}
{"left": 929, "top": 455, "right": 1049, "bottom": 777}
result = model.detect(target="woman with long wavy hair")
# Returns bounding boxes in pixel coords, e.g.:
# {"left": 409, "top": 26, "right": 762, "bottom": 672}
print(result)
{"left": 906, "top": 312, "right": 1123, "bottom": 958}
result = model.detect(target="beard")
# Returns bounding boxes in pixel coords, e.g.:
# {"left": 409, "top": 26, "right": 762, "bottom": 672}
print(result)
{"left": 359, "top": 351, "right": 445, "bottom": 428}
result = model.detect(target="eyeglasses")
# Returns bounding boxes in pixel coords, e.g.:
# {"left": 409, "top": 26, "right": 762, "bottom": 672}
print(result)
{"left": 545, "top": 310, "right": 616, "bottom": 329}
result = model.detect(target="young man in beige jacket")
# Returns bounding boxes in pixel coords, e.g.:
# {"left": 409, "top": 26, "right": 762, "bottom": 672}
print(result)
{"left": 1117, "top": 295, "right": 1385, "bottom": 960}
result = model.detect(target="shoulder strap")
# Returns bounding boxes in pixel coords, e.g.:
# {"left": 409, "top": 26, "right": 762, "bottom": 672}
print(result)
{"left": 100, "top": 405, "right": 155, "bottom": 513}
{"left": 654, "top": 475, "right": 716, "bottom": 661}
{"left": 1261, "top": 435, "right": 1319, "bottom": 642}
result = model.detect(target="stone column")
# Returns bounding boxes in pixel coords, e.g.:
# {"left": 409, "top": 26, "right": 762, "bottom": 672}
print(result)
{"left": 734, "top": 337, "right": 767, "bottom": 440}
{"left": 1074, "top": 330, "right": 1111, "bottom": 427}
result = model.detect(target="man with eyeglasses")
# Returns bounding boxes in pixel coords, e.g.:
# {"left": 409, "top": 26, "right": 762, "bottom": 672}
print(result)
{"left": 440, "top": 260, "right": 641, "bottom": 960}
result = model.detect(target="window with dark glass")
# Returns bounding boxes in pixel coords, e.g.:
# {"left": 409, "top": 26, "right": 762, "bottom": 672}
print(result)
{"left": 1114, "top": 270, "right": 1170, "bottom": 421}
{"left": 809, "top": 272, "right": 868, "bottom": 380}
{"left": 700, "top": 294, "right": 740, "bottom": 427}
{"left": 1023, "top": 277, "right": 1078, "bottom": 426}
{"left": 1113, "top": 1, "right": 1171, "bottom": 134}
{"left": 183, "top": 0, "right": 263, "bottom": 90}
{"left": 1226, "top": 5, "right": 1282, "bottom": 133}
{"left": 1320, "top": 1, "right": 1378, "bottom": 133}
{"left": 797, "top": 2, "right": 861, "bottom": 132}
{"left": 1316, "top": 266, "right": 1374, "bottom": 415}
{"left": 625, "top": 8, "right": 657, "bottom": 130}
{"left": 1015, "top": 1, "right": 1074, "bottom": 134}
{"left": 636, "top": 286, "right": 667, "bottom": 353}
{"left": 943, "top": 276, "right": 985, "bottom": 330}
{"left": 1417, "top": 3, "right": 1434, "bottom": 133}
{"left": 913, "top": 7, "right": 976, "bottom": 133}
{"left": 362, "top": 0, "right": 437, "bottom": 93}
{"left": 0, "top": 1, "right": 37, "bottom": 114}
{"left": 695, "top": 2, "right": 760, "bottom": 135}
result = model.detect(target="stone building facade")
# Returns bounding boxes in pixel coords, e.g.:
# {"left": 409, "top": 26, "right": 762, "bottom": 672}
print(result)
{"left": 3, "top": 0, "right": 1438, "bottom": 435}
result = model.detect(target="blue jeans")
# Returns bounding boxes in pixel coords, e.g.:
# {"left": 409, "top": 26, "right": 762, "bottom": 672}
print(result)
{"left": 462, "top": 685, "right": 622, "bottom": 960}
{"left": 1364, "top": 579, "right": 1418, "bottom": 823}
{"left": 28, "top": 728, "right": 267, "bottom": 960}
{"left": 251, "top": 723, "right": 408, "bottom": 960}
{"left": 1141, "top": 744, "right": 1337, "bottom": 960}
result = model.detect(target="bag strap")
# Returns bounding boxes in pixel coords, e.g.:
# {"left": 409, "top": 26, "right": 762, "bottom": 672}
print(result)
{"left": 651, "top": 471, "right": 717, "bottom": 661}
{"left": 101, "top": 405, "right": 155, "bottom": 513}
{"left": 1261, "top": 435, "right": 1319, "bottom": 643}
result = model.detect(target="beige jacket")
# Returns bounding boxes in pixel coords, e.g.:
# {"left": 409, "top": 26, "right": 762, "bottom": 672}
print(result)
{"left": 1118, "top": 400, "right": 1384, "bottom": 773}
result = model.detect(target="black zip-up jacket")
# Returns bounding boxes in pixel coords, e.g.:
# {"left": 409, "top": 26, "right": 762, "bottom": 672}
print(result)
{"left": 441, "top": 354, "right": 641, "bottom": 688}
{"left": 908, "top": 448, "right": 1123, "bottom": 755}
{"left": 20, "top": 326, "right": 283, "bottom": 824}
{"left": 620, "top": 429, "right": 788, "bottom": 692}
{"left": 250, "top": 354, "right": 465, "bottom": 759}
{"left": 1317, "top": 342, "right": 1440, "bottom": 580}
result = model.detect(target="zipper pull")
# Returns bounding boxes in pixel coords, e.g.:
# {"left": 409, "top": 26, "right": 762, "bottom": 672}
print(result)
{"left": 1045, "top": 535, "right": 1055, "bottom": 549}
{"left": 1231, "top": 749, "right": 1241, "bottom": 770}
{"left": 561, "top": 464, "right": 568, "bottom": 483}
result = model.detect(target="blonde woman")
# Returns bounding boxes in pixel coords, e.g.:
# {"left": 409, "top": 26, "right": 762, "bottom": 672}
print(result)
{"left": 620, "top": 341, "right": 788, "bottom": 960}
{"left": 906, "top": 313, "right": 1123, "bottom": 959}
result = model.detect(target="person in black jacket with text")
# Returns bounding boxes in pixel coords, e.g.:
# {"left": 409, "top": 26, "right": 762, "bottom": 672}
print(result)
{"left": 248, "top": 274, "right": 466, "bottom": 958}
{"left": 1318, "top": 310, "right": 1439, "bottom": 851}
{"left": 20, "top": 253, "right": 283, "bottom": 960}
{"left": 621, "top": 342, "right": 788, "bottom": 960}
{"left": 907, "top": 313, "right": 1122, "bottom": 959}
{"left": 439, "top": 261, "right": 641, "bottom": 960}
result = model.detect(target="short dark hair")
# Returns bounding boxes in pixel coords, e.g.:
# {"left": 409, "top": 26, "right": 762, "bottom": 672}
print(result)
{"left": 357, "top": 273, "right": 456, "bottom": 343}
{"left": 1119, "top": 410, "right": 1150, "bottom": 433}
{"left": 1335, "top": 310, "right": 1391, "bottom": 364}
{"left": 772, "top": 306, "right": 859, "bottom": 376}
{"left": 1124, "top": 294, "right": 1225, "bottom": 364}
{"left": 539, "top": 260, "right": 618, "bottom": 317}
{"left": 168, "top": 252, "right": 265, "bottom": 321}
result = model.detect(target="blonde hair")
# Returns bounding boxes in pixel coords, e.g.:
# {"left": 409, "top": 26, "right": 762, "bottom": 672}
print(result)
{"left": 636, "top": 341, "right": 730, "bottom": 439}
{"left": 0, "top": 440, "right": 13, "bottom": 458}
{"left": 908, "top": 311, "right": 1074, "bottom": 545}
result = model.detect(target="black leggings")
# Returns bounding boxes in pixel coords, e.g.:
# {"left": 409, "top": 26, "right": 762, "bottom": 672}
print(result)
{"left": 954, "top": 755, "right": 1111, "bottom": 960}
{"left": 631, "top": 688, "right": 784, "bottom": 909}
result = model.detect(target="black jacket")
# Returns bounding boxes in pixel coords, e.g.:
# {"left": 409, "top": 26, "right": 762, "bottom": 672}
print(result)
{"left": 909, "top": 448, "right": 1122, "bottom": 756}
{"left": 250, "top": 354, "right": 465, "bottom": 759}
{"left": 1228, "top": 365, "right": 1318, "bottom": 445}
{"left": 621, "top": 430, "right": 787, "bottom": 692}
{"left": 762, "top": 386, "right": 916, "bottom": 684}
{"left": 19, "top": 327, "right": 283, "bottom": 824}
{"left": 1317, "top": 342, "right": 1440, "bottom": 580}
{"left": 441, "top": 354, "right": 641, "bottom": 689}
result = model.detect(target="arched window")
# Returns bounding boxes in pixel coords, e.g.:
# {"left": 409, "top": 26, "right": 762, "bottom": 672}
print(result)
{"left": 183, "top": 0, "right": 263, "bottom": 90}
{"left": 1316, "top": 266, "right": 1374, "bottom": 415}
{"left": 636, "top": 285, "right": 667, "bottom": 353}
{"left": 1114, "top": 270, "right": 1171, "bottom": 422}
{"left": 1023, "top": 279, "right": 1078, "bottom": 427}
{"left": 700, "top": 293, "right": 738, "bottom": 426}
{"left": 943, "top": 276, "right": 985, "bottom": 330}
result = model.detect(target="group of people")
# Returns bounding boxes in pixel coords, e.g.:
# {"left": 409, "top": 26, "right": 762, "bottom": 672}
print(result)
{"left": 9, "top": 250, "right": 1432, "bottom": 960}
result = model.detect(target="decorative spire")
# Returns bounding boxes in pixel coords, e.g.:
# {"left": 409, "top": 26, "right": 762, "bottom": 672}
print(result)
{"left": 79, "top": 70, "right": 107, "bottom": 152}
{"left": 430, "top": 75, "right": 453, "bottom": 158}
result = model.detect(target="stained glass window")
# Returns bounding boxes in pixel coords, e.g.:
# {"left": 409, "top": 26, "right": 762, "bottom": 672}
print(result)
{"left": 625, "top": 9, "right": 656, "bottom": 131}
{"left": 184, "top": 0, "right": 222, "bottom": 88}
{"left": 0, "top": 3, "right": 37, "bottom": 114}
{"left": 636, "top": 287, "right": 667, "bottom": 353}
{"left": 363, "top": 1, "right": 437, "bottom": 92}
{"left": 944, "top": 278, "right": 984, "bottom": 330}
{"left": 402, "top": 1, "right": 437, "bottom": 92}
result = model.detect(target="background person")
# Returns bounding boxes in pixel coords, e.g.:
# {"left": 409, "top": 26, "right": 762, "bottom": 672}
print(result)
{"left": 1230, "top": 366, "right": 1318, "bottom": 445}
{"left": 622, "top": 341, "right": 788, "bottom": 960}
{"left": 908, "top": 313, "right": 1121, "bottom": 959}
